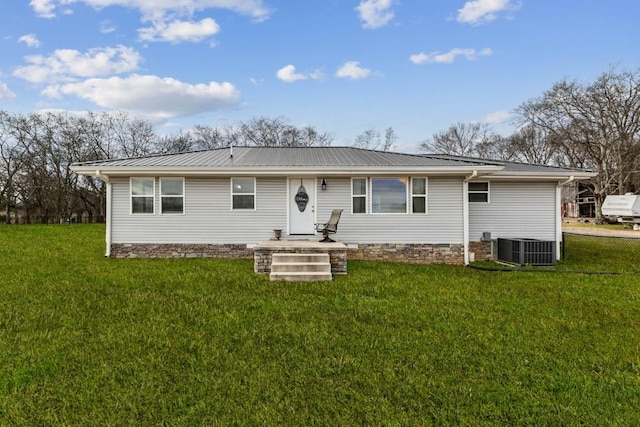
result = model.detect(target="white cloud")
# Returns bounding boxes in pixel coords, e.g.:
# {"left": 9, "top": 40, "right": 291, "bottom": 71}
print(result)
{"left": 43, "top": 74, "right": 241, "bottom": 119}
{"left": 100, "top": 20, "right": 117, "bottom": 34}
{"left": 13, "top": 45, "right": 142, "bottom": 83}
{"left": 0, "top": 83, "right": 17, "bottom": 100}
{"left": 276, "top": 65, "right": 324, "bottom": 83}
{"left": 409, "top": 48, "right": 492, "bottom": 64}
{"left": 139, "top": 17, "right": 220, "bottom": 43}
{"left": 457, "top": 0, "right": 520, "bottom": 25}
{"left": 356, "top": 0, "right": 394, "bottom": 29}
{"left": 483, "top": 110, "right": 512, "bottom": 124}
{"left": 30, "top": 0, "right": 272, "bottom": 22}
{"left": 30, "top": 0, "right": 57, "bottom": 18}
{"left": 18, "top": 34, "right": 41, "bottom": 48}
{"left": 335, "top": 61, "right": 371, "bottom": 79}
{"left": 276, "top": 65, "right": 306, "bottom": 83}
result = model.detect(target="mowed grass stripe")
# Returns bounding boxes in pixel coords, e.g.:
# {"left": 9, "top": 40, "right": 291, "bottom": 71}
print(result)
{"left": 0, "top": 224, "right": 638, "bottom": 425}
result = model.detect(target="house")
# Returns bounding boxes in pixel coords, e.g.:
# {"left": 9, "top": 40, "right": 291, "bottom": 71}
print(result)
{"left": 70, "top": 146, "right": 595, "bottom": 266}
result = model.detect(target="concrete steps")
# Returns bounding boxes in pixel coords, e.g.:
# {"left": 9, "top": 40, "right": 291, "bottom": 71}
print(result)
{"left": 269, "top": 253, "right": 332, "bottom": 281}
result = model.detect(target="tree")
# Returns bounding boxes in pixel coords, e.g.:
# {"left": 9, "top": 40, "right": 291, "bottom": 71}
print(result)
{"left": 475, "top": 133, "right": 519, "bottom": 161}
{"left": 237, "top": 116, "right": 333, "bottom": 147}
{"left": 0, "top": 109, "right": 159, "bottom": 223}
{"left": 514, "top": 67, "right": 640, "bottom": 221}
{"left": 353, "top": 127, "right": 396, "bottom": 151}
{"left": 0, "top": 111, "right": 24, "bottom": 223}
{"left": 506, "top": 124, "right": 562, "bottom": 165}
{"left": 419, "top": 122, "right": 497, "bottom": 157}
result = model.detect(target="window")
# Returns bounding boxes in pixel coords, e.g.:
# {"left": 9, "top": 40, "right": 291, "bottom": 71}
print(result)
{"left": 371, "top": 178, "right": 407, "bottom": 214}
{"left": 232, "top": 178, "right": 255, "bottom": 210}
{"left": 352, "top": 178, "right": 367, "bottom": 214}
{"left": 411, "top": 178, "right": 427, "bottom": 213}
{"left": 469, "top": 182, "right": 489, "bottom": 203}
{"left": 161, "top": 178, "right": 184, "bottom": 214}
{"left": 131, "top": 177, "right": 154, "bottom": 214}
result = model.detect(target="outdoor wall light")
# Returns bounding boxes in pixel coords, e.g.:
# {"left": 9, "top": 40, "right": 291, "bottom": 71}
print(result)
{"left": 321, "top": 179, "right": 327, "bottom": 191}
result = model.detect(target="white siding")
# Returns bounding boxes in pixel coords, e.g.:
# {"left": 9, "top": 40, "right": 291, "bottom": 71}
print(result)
{"left": 111, "top": 176, "right": 465, "bottom": 245}
{"left": 111, "top": 177, "right": 288, "bottom": 244}
{"left": 316, "top": 177, "right": 463, "bottom": 244}
{"left": 469, "top": 181, "right": 557, "bottom": 241}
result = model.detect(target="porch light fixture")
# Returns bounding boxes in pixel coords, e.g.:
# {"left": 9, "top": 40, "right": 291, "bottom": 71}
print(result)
{"left": 321, "top": 179, "right": 327, "bottom": 191}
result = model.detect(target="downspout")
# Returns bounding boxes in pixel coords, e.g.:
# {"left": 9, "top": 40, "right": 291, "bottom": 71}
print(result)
{"left": 463, "top": 170, "right": 478, "bottom": 265}
{"left": 556, "top": 175, "right": 575, "bottom": 261}
{"left": 96, "top": 170, "right": 112, "bottom": 257}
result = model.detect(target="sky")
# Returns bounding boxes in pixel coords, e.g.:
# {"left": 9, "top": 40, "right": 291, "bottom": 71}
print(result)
{"left": 0, "top": 0, "right": 639, "bottom": 153}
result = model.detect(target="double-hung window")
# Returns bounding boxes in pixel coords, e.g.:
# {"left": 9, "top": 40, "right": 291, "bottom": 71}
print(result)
{"left": 411, "top": 178, "right": 427, "bottom": 213}
{"left": 352, "top": 178, "right": 367, "bottom": 214}
{"left": 371, "top": 178, "right": 407, "bottom": 214}
{"left": 469, "top": 182, "right": 490, "bottom": 203}
{"left": 160, "top": 178, "right": 184, "bottom": 214}
{"left": 232, "top": 178, "right": 255, "bottom": 210}
{"left": 131, "top": 177, "right": 155, "bottom": 214}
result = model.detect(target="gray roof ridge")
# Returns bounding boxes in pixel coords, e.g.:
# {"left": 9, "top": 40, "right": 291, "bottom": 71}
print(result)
{"left": 74, "top": 145, "right": 445, "bottom": 166}
{"left": 73, "top": 146, "right": 231, "bottom": 166}
{"left": 420, "top": 153, "right": 503, "bottom": 166}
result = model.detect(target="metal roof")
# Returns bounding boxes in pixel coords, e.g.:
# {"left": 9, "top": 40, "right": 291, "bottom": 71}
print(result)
{"left": 71, "top": 146, "right": 595, "bottom": 180}
{"left": 73, "top": 146, "right": 500, "bottom": 168}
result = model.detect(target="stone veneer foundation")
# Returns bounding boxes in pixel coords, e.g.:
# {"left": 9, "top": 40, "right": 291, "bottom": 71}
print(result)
{"left": 110, "top": 243, "right": 253, "bottom": 259}
{"left": 348, "top": 243, "right": 465, "bottom": 265}
{"left": 110, "top": 241, "right": 478, "bottom": 267}
{"left": 469, "top": 240, "right": 493, "bottom": 261}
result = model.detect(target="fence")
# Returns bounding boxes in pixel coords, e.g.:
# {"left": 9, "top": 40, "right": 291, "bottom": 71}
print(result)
{"left": 562, "top": 232, "right": 640, "bottom": 273}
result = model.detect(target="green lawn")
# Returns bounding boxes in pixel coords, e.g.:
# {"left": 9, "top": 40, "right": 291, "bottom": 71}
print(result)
{"left": 1, "top": 225, "right": 639, "bottom": 425}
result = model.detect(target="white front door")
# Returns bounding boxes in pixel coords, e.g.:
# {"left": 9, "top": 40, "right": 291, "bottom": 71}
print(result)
{"left": 289, "top": 178, "right": 316, "bottom": 234}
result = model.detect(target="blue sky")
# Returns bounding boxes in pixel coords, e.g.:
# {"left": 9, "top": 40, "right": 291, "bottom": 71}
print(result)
{"left": 1, "top": 0, "right": 639, "bottom": 153}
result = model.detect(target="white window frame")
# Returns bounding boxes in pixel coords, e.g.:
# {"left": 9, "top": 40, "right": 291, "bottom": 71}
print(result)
{"left": 130, "top": 177, "right": 155, "bottom": 215}
{"left": 231, "top": 177, "right": 256, "bottom": 211}
{"left": 351, "top": 177, "right": 368, "bottom": 214}
{"left": 411, "top": 177, "right": 428, "bottom": 214}
{"left": 370, "top": 177, "right": 409, "bottom": 215}
{"left": 469, "top": 181, "right": 490, "bottom": 203}
{"left": 160, "top": 177, "right": 185, "bottom": 215}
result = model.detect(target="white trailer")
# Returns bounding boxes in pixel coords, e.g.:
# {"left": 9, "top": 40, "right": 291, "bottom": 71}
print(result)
{"left": 602, "top": 194, "right": 640, "bottom": 228}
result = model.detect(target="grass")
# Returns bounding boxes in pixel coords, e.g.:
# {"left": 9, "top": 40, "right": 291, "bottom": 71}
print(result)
{"left": 1, "top": 224, "right": 639, "bottom": 425}
{"left": 561, "top": 234, "right": 640, "bottom": 272}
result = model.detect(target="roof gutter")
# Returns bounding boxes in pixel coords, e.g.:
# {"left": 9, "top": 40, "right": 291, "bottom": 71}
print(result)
{"left": 558, "top": 175, "right": 575, "bottom": 186}
{"left": 462, "top": 170, "right": 477, "bottom": 265}
{"left": 464, "top": 170, "right": 478, "bottom": 182}
{"left": 95, "top": 170, "right": 112, "bottom": 258}
{"left": 70, "top": 165, "right": 505, "bottom": 177}
{"left": 555, "top": 175, "right": 575, "bottom": 261}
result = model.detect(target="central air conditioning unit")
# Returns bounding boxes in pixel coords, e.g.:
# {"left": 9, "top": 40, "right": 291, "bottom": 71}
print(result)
{"left": 497, "top": 238, "right": 556, "bottom": 266}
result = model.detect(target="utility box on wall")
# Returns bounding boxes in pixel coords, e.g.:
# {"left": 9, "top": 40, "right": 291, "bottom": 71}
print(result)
{"left": 497, "top": 238, "right": 556, "bottom": 266}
